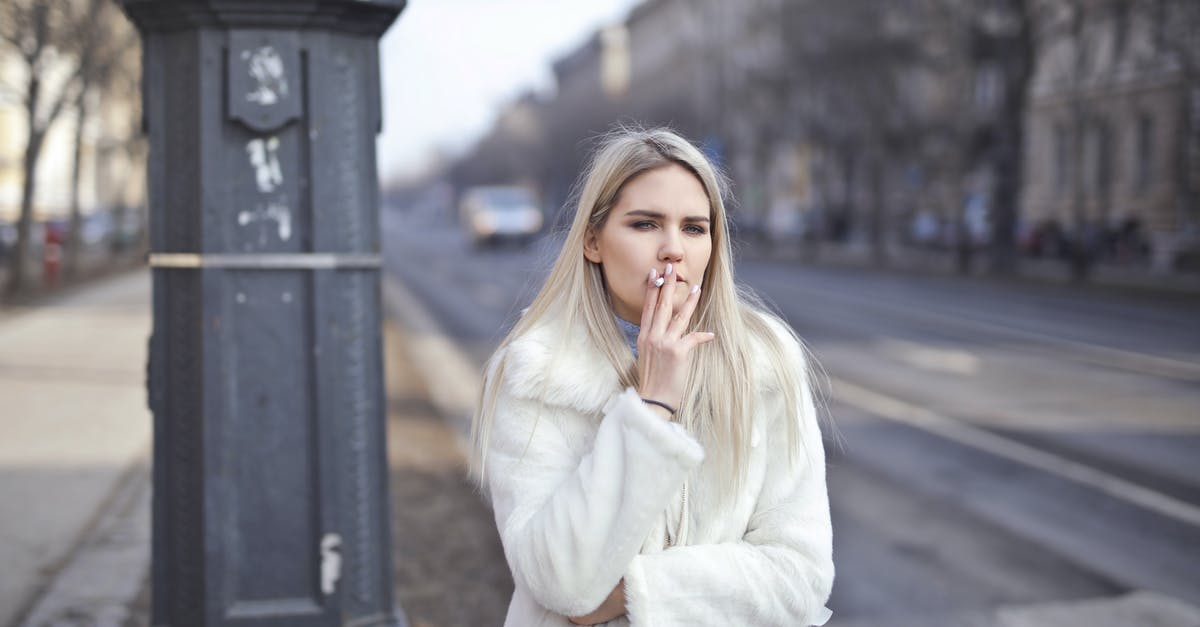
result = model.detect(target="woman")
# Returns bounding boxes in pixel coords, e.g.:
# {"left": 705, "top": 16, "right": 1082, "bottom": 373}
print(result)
{"left": 470, "top": 126, "right": 835, "bottom": 626}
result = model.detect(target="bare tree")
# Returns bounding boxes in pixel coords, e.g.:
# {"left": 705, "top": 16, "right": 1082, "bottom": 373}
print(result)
{"left": 1063, "top": 0, "right": 1098, "bottom": 281}
{"left": 0, "top": 0, "right": 91, "bottom": 296}
{"left": 781, "top": 0, "right": 928, "bottom": 266}
{"left": 64, "top": 0, "right": 138, "bottom": 280}
{"left": 935, "top": 0, "right": 1036, "bottom": 276}
{"left": 1158, "top": 0, "right": 1200, "bottom": 268}
{"left": 977, "top": 0, "right": 1035, "bottom": 276}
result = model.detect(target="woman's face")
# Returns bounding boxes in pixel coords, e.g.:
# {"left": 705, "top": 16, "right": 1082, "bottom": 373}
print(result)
{"left": 584, "top": 163, "right": 714, "bottom": 324}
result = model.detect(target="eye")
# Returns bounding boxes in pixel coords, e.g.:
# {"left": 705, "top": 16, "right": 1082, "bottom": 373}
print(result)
{"left": 632, "top": 220, "right": 657, "bottom": 230}
{"left": 684, "top": 224, "right": 708, "bottom": 235}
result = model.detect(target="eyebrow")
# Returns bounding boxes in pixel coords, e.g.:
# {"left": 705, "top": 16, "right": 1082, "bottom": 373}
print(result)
{"left": 624, "top": 209, "right": 711, "bottom": 223}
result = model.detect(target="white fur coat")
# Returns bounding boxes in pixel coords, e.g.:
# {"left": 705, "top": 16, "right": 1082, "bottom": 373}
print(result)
{"left": 485, "top": 310, "right": 835, "bottom": 626}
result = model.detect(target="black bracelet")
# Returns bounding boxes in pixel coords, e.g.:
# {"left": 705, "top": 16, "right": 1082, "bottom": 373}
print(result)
{"left": 641, "top": 398, "right": 677, "bottom": 416}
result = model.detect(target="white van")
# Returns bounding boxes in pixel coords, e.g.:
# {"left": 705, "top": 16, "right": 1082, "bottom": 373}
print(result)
{"left": 458, "top": 185, "right": 543, "bottom": 248}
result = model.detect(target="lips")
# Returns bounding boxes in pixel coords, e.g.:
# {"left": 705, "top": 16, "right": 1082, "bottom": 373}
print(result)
{"left": 656, "top": 268, "right": 687, "bottom": 284}
{"left": 666, "top": 272, "right": 686, "bottom": 284}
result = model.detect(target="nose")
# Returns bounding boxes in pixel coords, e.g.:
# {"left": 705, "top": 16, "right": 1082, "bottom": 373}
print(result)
{"left": 658, "top": 229, "right": 684, "bottom": 264}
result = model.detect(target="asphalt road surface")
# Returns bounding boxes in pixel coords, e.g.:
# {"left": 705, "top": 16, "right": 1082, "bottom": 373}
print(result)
{"left": 381, "top": 206, "right": 1200, "bottom": 626}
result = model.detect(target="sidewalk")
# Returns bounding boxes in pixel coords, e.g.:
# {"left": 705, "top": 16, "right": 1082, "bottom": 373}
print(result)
{"left": 0, "top": 268, "right": 153, "bottom": 626}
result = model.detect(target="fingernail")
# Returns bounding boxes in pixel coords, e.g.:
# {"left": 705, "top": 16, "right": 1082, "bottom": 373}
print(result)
{"left": 654, "top": 277, "right": 665, "bottom": 287}
{"left": 690, "top": 284, "right": 700, "bottom": 295}
{"left": 665, "top": 263, "right": 673, "bottom": 275}
{"left": 649, "top": 268, "right": 658, "bottom": 281}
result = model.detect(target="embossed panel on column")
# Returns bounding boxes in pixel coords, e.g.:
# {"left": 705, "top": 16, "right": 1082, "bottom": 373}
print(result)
{"left": 211, "top": 28, "right": 333, "bottom": 626}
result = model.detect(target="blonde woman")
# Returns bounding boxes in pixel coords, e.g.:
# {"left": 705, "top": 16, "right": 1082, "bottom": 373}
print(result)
{"left": 471, "top": 126, "right": 835, "bottom": 626}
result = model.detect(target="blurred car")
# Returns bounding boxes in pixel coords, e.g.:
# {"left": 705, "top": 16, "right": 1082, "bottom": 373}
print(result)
{"left": 459, "top": 185, "right": 543, "bottom": 248}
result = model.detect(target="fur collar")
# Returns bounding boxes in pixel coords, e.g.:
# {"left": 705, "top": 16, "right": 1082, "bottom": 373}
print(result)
{"left": 498, "top": 308, "right": 789, "bottom": 417}
{"left": 500, "top": 312, "right": 623, "bottom": 415}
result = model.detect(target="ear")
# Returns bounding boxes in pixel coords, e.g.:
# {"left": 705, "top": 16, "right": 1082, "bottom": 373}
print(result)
{"left": 583, "top": 228, "right": 602, "bottom": 264}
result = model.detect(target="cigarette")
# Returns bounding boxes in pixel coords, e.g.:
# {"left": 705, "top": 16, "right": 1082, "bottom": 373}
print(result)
{"left": 654, "top": 277, "right": 665, "bottom": 287}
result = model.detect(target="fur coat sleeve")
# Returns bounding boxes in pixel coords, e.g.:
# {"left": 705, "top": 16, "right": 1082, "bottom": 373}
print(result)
{"left": 486, "top": 383, "right": 706, "bottom": 618}
{"left": 621, "top": 329, "right": 835, "bottom": 626}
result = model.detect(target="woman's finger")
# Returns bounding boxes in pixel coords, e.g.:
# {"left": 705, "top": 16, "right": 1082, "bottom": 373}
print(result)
{"left": 680, "top": 330, "right": 717, "bottom": 353}
{"left": 651, "top": 262, "right": 676, "bottom": 335}
{"left": 666, "top": 284, "right": 701, "bottom": 338}
{"left": 640, "top": 267, "right": 660, "bottom": 330}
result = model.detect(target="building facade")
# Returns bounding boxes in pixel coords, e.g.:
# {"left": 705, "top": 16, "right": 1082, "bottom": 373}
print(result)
{"left": 1023, "top": 0, "right": 1200, "bottom": 270}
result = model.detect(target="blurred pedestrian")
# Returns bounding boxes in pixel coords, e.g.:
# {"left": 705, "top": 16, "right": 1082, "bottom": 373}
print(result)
{"left": 470, "top": 126, "right": 835, "bottom": 626}
{"left": 43, "top": 221, "right": 64, "bottom": 288}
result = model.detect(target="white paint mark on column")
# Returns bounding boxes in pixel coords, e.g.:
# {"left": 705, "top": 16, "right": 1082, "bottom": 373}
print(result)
{"left": 268, "top": 202, "right": 292, "bottom": 241}
{"left": 246, "top": 137, "right": 283, "bottom": 193}
{"left": 281, "top": 291, "right": 292, "bottom": 304}
{"left": 320, "top": 533, "right": 342, "bottom": 595}
{"left": 237, "top": 200, "right": 292, "bottom": 243}
{"left": 236, "top": 292, "right": 246, "bottom": 304}
{"left": 242, "top": 46, "right": 288, "bottom": 105}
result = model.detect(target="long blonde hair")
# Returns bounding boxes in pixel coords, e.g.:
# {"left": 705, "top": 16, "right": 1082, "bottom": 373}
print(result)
{"left": 470, "top": 124, "right": 824, "bottom": 501}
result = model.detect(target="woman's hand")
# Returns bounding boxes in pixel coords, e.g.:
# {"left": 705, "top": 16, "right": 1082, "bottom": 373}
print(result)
{"left": 568, "top": 579, "right": 626, "bottom": 625}
{"left": 636, "top": 263, "right": 715, "bottom": 418}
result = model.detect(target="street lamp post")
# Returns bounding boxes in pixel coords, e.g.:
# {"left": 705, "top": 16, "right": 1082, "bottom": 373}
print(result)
{"left": 119, "top": 2, "right": 407, "bottom": 625}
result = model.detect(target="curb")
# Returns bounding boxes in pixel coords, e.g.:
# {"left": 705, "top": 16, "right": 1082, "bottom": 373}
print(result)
{"left": 14, "top": 447, "right": 152, "bottom": 627}
{"left": 380, "top": 274, "right": 483, "bottom": 452}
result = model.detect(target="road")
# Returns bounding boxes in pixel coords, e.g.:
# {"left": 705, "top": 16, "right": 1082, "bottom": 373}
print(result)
{"left": 381, "top": 206, "right": 1200, "bottom": 626}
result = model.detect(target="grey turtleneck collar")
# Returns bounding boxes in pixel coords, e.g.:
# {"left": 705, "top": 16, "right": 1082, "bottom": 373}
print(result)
{"left": 614, "top": 315, "right": 640, "bottom": 358}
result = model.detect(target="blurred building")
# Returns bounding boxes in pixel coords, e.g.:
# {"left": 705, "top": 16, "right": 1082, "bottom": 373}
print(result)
{"left": 446, "top": 0, "right": 1198, "bottom": 274}
{"left": 456, "top": 0, "right": 998, "bottom": 254}
{"left": 544, "top": 0, "right": 716, "bottom": 221}
{"left": 622, "top": 0, "right": 709, "bottom": 133}
{"left": 1023, "top": 0, "right": 1200, "bottom": 271}
{"left": 457, "top": 0, "right": 770, "bottom": 226}
{"left": 544, "top": 30, "right": 608, "bottom": 216}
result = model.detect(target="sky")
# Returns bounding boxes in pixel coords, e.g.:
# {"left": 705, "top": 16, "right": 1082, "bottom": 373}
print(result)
{"left": 377, "top": 0, "right": 643, "bottom": 184}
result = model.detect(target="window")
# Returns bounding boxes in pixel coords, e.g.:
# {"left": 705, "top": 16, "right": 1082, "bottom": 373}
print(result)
{"left": 974, "top": 65, "right": 1002, "bottom": 111}
{"left": 1054, "top": 123, "right": 1070, "bottom": 196}
{"left": 1094, "top": 120, "right": 1113, "bottom": 194}
{"left": 1151, "top": 0, "right": 1166, "bottom": 53}
{"left": 1136, "top": 113, "right": 1153, "bottom": 192}
{"left": 1113, "top": 1, "right": 1130, "bottom": 59}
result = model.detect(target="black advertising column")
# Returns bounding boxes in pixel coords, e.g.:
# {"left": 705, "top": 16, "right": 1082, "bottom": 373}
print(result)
{"left": 120, "top": 2, "right": 407, "bottom": 625}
